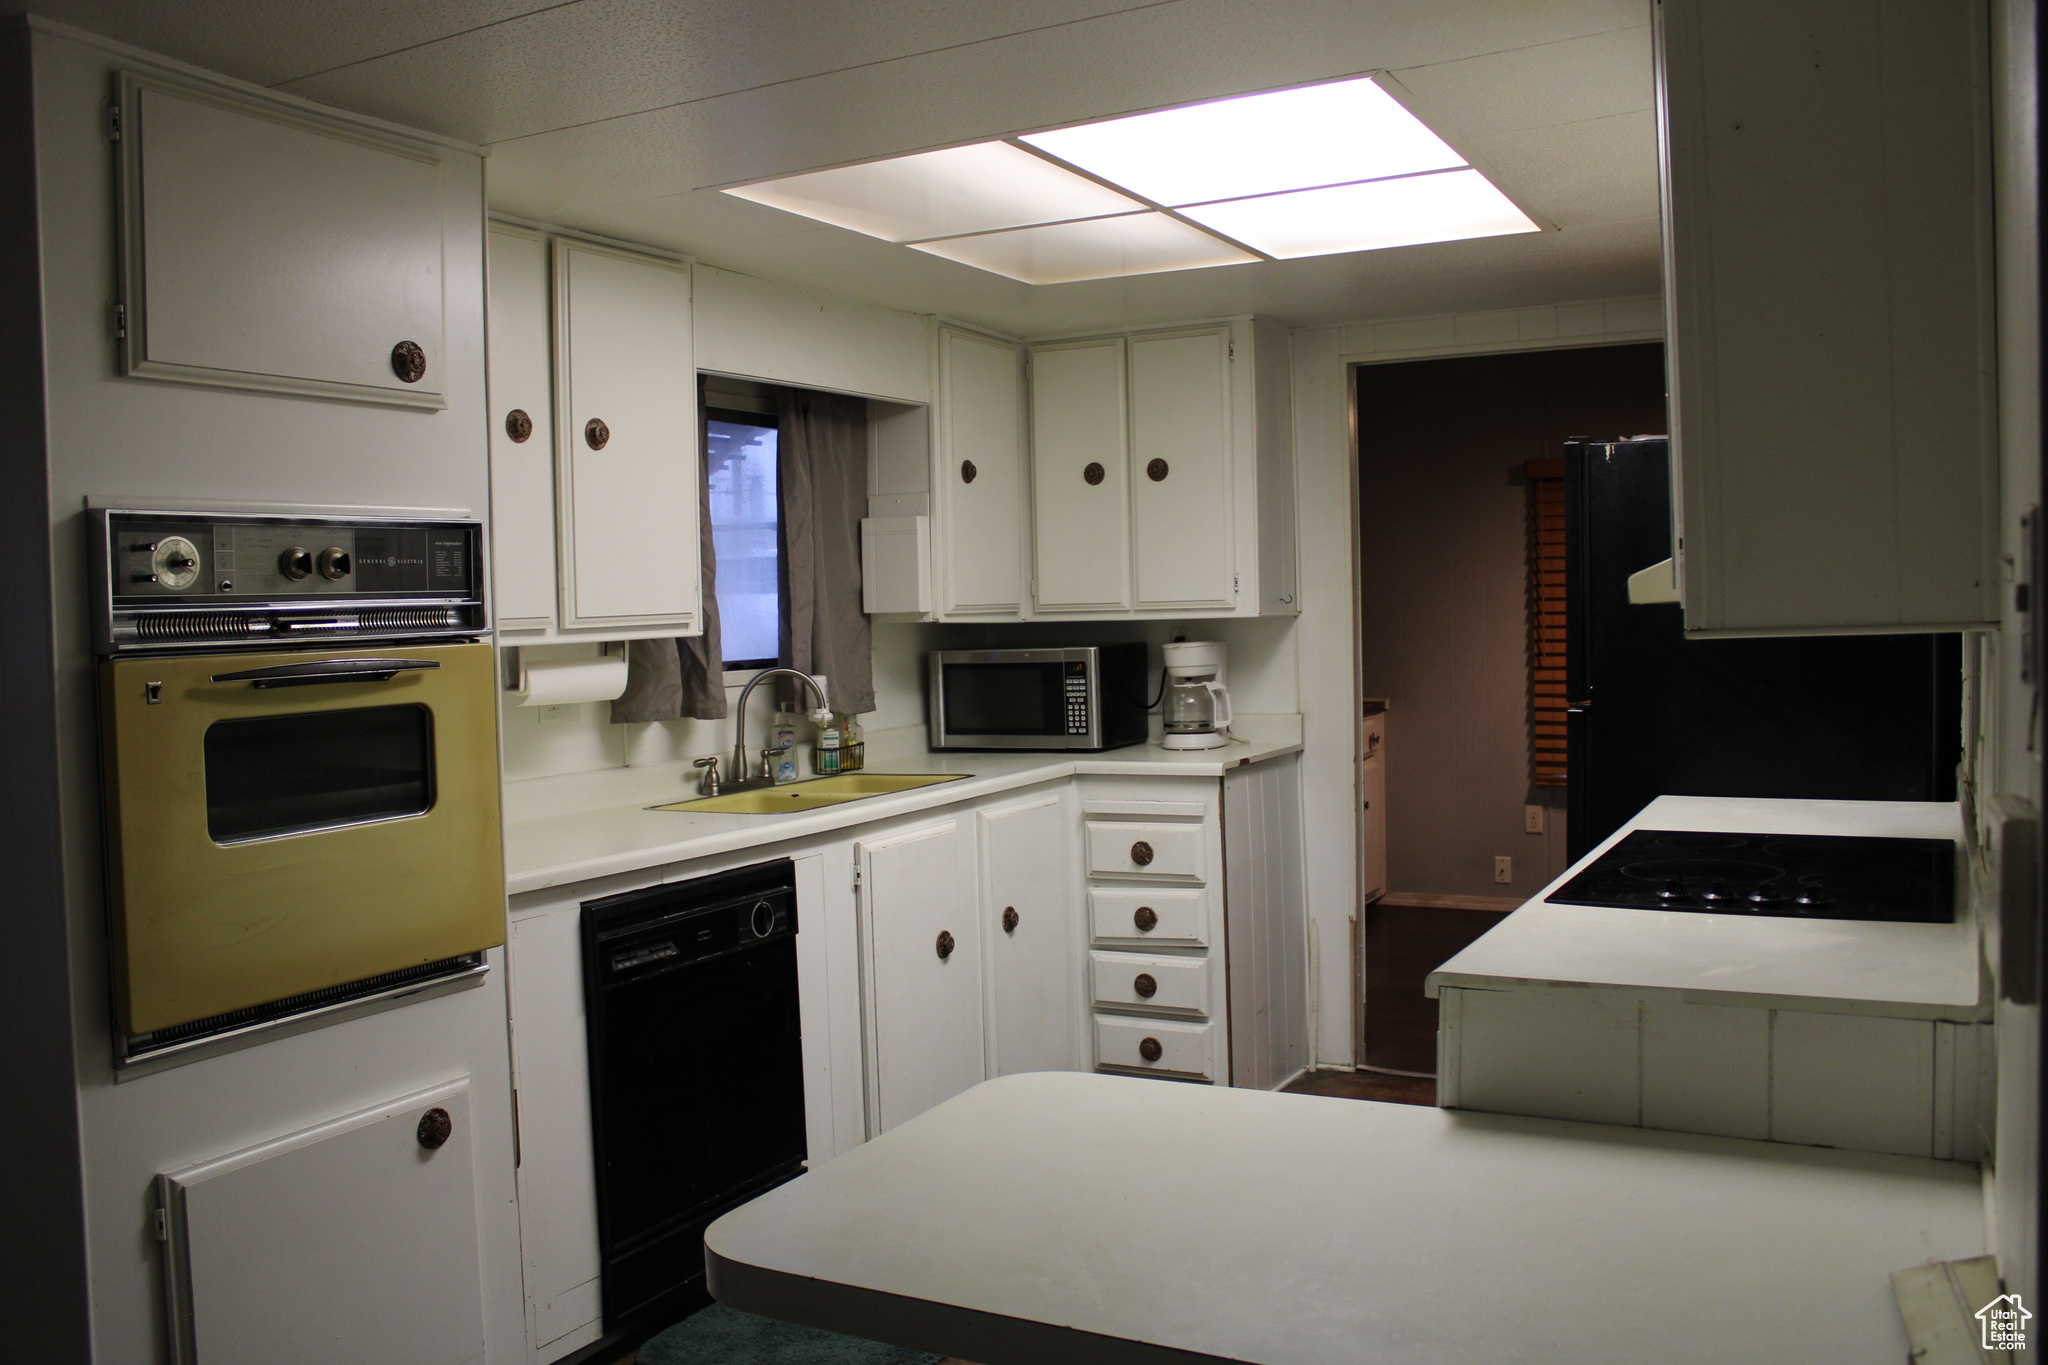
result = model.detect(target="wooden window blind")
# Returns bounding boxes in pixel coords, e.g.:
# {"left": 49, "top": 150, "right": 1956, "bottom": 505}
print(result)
{"left": 1526, "top": 458, "right": 1567, "bottom": 786}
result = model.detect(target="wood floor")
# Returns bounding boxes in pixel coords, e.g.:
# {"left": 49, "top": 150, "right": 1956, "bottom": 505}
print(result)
{"left": 1282, "top": 1068, "right": 1436, "bottom": 1106}
{"left": 1361, "top": 902, "right": 1509, "bottom": 1075}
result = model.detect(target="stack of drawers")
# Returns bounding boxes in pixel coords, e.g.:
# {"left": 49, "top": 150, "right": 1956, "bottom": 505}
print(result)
{"left": 1084, "top": 784, "right": 1223, "bottom": 1083}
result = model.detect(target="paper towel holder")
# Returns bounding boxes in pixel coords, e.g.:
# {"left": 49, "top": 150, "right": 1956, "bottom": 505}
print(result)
{"left": 502, "top": 641, "right": 625, "bottom": 696}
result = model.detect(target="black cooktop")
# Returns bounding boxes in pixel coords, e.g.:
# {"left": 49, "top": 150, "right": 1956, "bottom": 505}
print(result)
{"left": 1546, "top": 829, "right": 1955, "bottom": 923}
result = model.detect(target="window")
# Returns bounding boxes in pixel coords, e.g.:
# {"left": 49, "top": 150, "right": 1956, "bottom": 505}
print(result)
{"left": 704, "top": 407, "right": 781, "bottom": 670}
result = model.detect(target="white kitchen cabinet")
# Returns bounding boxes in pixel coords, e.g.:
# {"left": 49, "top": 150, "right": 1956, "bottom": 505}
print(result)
{"left": 859, "top": 817, "right": 986, "bottom": 1132}
{"left": 1658, "top": 0, "right": 1997, "bottom": 634}
{"left": 934, "top": 327, "right": 1027, "bottom": 618}
{"left": 486, "top": 226, "right": 558, "bottom": 633}
{"left": 979, "top": 792, "right": 1083, "bottom": 1075}
{"left": 553, "top": 241, "right": 701, "bottom": 634}
{"left": 1129, "top": 326, "right": 1235, "bottom": 610}
{"left": 156, "top": 1080, "right": 485, "bottom": 1365}
{"left": 115, "top": 72, "right": 452, "bottom": 410}
{"left": 1029, "top": 338, "right": 1131, "bottom": 613}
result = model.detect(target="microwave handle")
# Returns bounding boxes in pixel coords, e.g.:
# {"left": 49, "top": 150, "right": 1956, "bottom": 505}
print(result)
{"left": 209, "top": 658, "right": 442, "bottom": 688}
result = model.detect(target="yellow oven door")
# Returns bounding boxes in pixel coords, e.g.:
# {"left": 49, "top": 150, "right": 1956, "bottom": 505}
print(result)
{"left": 100, "top": 641, "right": 505, "bottom": 1036}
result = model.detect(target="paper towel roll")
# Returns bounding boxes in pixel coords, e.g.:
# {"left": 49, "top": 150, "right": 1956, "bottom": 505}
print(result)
{"left": 516, "top": 656, "right": 630, "bottom": 707}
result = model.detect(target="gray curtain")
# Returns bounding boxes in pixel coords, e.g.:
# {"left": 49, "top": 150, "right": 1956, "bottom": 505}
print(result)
{"left": 778, "top": 389, "right": 873, "bottom": 715}
{"left": 610, "top": 391, "right": 727, "bottom": 722}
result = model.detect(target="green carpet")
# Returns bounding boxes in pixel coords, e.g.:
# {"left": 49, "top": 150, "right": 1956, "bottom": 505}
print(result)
{"left": 637, "top": 1303, "right": 944, "bottom": 1365}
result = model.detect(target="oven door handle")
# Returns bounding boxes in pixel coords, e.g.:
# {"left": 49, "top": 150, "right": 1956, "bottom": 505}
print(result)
{"left": 209, "top": 659, "right": 442, "bottom": 688}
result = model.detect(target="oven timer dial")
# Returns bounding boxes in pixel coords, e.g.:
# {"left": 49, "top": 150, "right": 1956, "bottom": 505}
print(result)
{"left": 316, "top": 547, "right": 353, "bottom": 581}
{"left": 147, "top": 536, "right": 201, "bottom": 591}
{"left": 278, "top": 547, "right": 314, "bottom": 581}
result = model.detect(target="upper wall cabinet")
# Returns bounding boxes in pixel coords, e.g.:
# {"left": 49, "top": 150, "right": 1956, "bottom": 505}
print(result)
{"left": 115, "top": 72, "right": 450, "bottom": 410}
{"left": 1659, "top": 0, "right": 1997, "bottom": 635}
{"left": 935, "top": 327, "right": 1028, "bottom": 618}
{"left": 485, "top": 226, "right": 556, "bottom": 633}
{"left": 1030, "top": 337, "right": 1131, "bottom": 613}
{"left": 553, "top": 241, "right": 702, "bottom": 635}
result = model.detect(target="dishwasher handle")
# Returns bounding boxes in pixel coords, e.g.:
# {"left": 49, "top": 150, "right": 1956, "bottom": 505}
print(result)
{"left": 210, "top": 658, "right": 442, "bottom": 688}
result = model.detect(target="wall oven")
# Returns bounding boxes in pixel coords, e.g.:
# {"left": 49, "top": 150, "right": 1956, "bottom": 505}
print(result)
{"left": 93, "top": 509, "right": 504, "bottom": 1065}
{"left": 927, "top": 644, "right": 1149, "bottom": 751}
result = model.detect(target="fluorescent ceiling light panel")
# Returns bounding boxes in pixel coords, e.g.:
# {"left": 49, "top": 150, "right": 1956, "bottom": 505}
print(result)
{"left": 909, "top": 213, "right": 1256, "bottom": 285}
{"left": 1179, "top": 169, "right": 1540, "bottom": 259}
{"left": 1019, "top": 76, "right": 1466, "bottom": 207}
{"left": 722, "top": 141, "right": 1142, "bottom": 243}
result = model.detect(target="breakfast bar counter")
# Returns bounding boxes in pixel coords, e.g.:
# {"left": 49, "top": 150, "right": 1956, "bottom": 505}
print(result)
{"left": 704, "top": 1072, "right": 1983, "bottom": 1365}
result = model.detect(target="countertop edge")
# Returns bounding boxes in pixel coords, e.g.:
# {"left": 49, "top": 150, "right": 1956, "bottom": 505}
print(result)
{"left": 1424, "top": 969, "right": 1987, "bottom": 1021}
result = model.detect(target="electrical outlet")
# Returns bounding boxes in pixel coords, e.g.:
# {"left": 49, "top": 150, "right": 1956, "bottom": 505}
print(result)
{"left": 1525, "top": 804, "right": 1546, "bottom": 835}
{"left": 538, "top": 703, "right": 578, "bottom": 726}
{"left": 1494, "top": 855, "right": 1513, "bottom": 884}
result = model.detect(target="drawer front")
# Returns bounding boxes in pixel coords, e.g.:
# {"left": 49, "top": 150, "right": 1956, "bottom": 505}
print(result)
{"left": 1085, "top": 821, "right": 1205, "bottom": 882}
{"left": 1095, "top": 1014, "right": 1215, "bottom": 1081}
{"left": 1091, "top": 950, "right": 1208, "bottom": 1017}
{"left": 1089, "top": 887, "right": 1206, "bottom": 946}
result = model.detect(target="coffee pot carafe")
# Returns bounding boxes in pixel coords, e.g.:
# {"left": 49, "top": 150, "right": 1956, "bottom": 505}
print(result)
{"left": 1160, "top": 640, "right": 1232, "bottom": 750}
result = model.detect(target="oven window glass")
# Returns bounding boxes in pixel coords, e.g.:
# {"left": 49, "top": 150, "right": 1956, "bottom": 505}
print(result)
{"left": 204, "top": 704, "right": 435, "bottom": 843}
{"left": 941, "top": 663, "right": 1067, "bottom": 735}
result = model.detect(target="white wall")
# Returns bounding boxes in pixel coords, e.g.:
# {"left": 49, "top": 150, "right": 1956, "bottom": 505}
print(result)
{"left": 30, "top": 29, "right": 523, "bottom": 1363}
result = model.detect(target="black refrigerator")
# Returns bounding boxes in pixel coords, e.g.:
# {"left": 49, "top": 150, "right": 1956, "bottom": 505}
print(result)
{"left": 1564, "top": 438, "right": 1961, "bottom": 863}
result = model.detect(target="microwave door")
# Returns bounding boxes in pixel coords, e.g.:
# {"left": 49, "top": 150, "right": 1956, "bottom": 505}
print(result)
{"left": 936, "top": 659, "right": 1073, "bottom": 747}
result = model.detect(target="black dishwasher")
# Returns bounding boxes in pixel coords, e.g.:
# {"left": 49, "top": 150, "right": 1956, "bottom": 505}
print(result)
{"left": 582, "top": 858, "right": 807, "bottom": 1331}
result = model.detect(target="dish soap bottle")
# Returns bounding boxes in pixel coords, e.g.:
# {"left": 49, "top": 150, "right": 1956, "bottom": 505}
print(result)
{"left": 815, "top": 715, "right": 842, "bottom": 775}
{"left": 841, "top": 714, "right": 864, "bottom": 771}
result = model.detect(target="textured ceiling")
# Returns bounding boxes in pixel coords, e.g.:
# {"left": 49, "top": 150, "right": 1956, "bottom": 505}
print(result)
{"left": 13, "top": 0, "right": 1663, "bottom": 336}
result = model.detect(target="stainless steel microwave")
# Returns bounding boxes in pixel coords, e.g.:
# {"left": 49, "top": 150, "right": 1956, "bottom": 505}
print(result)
{"left": 927, "top": 645, "right": 1150, "bottom": 751}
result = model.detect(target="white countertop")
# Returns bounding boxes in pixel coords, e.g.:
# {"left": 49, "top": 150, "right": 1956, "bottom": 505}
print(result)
{"left": 501, "top": 719, "right": 1302, "bottom": 896}
{"left": 706, "top": 1072, "right": 1983, "bottom": 1365}
{"left": 1428, "top": 795, "right": 1983, "bottom": 1019}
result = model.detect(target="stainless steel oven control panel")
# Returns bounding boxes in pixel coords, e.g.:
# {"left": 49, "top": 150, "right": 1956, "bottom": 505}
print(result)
{"left": 92, "top": 508, "right": 486, "bottom": 652}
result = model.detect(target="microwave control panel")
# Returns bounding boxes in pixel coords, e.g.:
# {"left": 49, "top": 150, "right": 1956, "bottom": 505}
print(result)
{"left": 93, "top": 509, "right": 486, "bottom": 653}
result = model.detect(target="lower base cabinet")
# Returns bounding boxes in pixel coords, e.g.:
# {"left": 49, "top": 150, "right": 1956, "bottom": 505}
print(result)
{"left": 981, "top": 792, "right": 1084, "bottom": 1076}
{"left": 1438, "top": 985, "right": 1992, "bottom": 1161}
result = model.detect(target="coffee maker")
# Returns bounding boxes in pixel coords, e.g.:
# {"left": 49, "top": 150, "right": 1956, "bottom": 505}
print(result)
{"left": 1160, "top": 640, "right": 1233, "bottom": 750}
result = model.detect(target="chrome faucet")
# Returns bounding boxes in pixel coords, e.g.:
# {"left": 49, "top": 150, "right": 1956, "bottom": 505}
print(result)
{"left": 729, "top": 668, "right": 832, "bottom": 791}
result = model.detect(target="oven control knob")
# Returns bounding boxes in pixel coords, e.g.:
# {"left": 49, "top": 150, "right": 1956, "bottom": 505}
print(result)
{"left": 149, "top": 535, "right": 201, "bottom": 591}
{"left": 279, "top": 547, "right": 314, "bottom": 580}
{"left": 317, "top": 547, "right": 352, "bottom": 581}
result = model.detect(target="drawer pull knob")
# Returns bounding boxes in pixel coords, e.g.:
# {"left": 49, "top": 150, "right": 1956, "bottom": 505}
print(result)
{"left": 1133, "top": 905, "right": 1158, "bottom": 932}
{"left": 416, "top": 1107, "right": 453, "bottom": 1150}
{"left": 1002, "top": 906, "right": 1019, "bottom": 934}
{"left": 504, "top": 408, "right": 533, "bottom": 442}
{"left": 585, "top": 417, "right": 611, "bottom": 450}
{"left": 935, "top": 930, "right": 955, "bottom": 960}
{"left": 1133, "top": 972, "right": 1157, "bottom": 998}
{"left": 1083, "top": 461, "right": 1105, "bottom": 486}
{"left": 390, "top": 339, "right": 427, "bottom": 384}
{"left": 1130, "top": 840, "right": 1155, "bottom": 866}
{"left": 960, "top": 459, "right": 977, "bottom": 484}
{"left": 1138, "top": 1037, "right": 1163, "bottom": 1063}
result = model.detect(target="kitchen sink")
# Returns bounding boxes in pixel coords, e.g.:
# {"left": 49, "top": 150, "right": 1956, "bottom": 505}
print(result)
{"left": 650, "top": 772, "right": 971, "bottom": 814}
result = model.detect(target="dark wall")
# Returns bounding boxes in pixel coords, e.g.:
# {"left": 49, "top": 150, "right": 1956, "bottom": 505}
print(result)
{"left": 1355, "top": 342, "right": 1666, "bottom": 898}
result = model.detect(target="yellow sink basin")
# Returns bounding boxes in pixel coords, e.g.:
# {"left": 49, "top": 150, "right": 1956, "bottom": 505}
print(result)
{"left": 650, "top": 772, "right": 970, "bottom": 815}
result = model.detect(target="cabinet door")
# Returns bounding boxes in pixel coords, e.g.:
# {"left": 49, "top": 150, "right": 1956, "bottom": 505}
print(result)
{"left": 1129, "top": 327, "right": 1235, "bottom": 610}
{"left": 1030, "top": 339, "right": 1130, "bottom": 612}
{"left": 486, "top": 227, "right": 557, "bottom": 633}
{"left": 937, "top": 328, "right": 1026, "bottom": 616}
{"left": 860, "top": 819, "right": 985, "bottom": 1132}
{"left": 553, "top": 243, "right": 701, "bottom": 632}
{"left": 118, "top": 74, "right": 447, "bottom": 409}
{"left": 1660, "top": 0, "right": 1996, "bottom": 633}
{"left": 980, "top": 794, "right": 1080, "bottom": 1075}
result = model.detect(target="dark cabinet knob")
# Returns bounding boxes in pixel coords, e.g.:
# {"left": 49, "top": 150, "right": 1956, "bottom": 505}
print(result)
{"left": 1133, "top": 905, "right": 1158, "bottom": 932}
{"left": 1083, "top": 461, "right": 1105, "bottom": 485}
{"left": 960, "top": 459, "right": 977, "bottom": 484}
{"left": 585, "top": 417, "right": 610, "bottom": 450}
{"left": 1130, "top": 840, "right": 1155, "bottom": 866}
{"left": 505, "top": 408, "right": 533, "bottom": 443}
{"left": 936, "top": 930, "right": 955, "bottom": 960}
{"left": 1133, "top": 972, "right": 1157, "bottom": 998}
{"left": 416, "top": 1107, "right": 452, "bottom": 1149}
{"left": 1138, "top": 1037, "right": 1163, "bottom": 1062}
{"left": 390, "top": 340, "right": 426, "bottom": 384}
{"left": 1002, "top": 906, "right": 1019, "bottom": 934}
{"left": 1146, "top": 458, "right": 1169, "bottom": 482}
